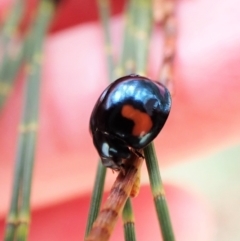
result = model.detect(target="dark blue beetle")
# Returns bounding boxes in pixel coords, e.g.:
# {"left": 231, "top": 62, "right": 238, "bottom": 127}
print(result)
{"left": 90, "top": 74, "right": 171, "bottom": 171}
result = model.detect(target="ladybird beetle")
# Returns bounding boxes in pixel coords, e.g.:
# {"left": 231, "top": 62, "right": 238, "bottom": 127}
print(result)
{"left": 90, "top": 74, "right": 171, "bottom": 171}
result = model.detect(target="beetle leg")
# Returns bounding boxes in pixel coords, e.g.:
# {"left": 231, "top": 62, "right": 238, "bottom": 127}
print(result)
{"left": 132, "top": 149, "right": 144, "bottom": 159}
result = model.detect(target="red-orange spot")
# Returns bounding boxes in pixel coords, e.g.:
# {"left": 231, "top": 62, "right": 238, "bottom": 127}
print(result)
{"left": 121, "top": 105, "right": 152, "bottom": 136}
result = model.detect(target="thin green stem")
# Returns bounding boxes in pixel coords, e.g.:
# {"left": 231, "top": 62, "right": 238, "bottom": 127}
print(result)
{"left": 144, "top": 143, "right": 175, "bottom": 241}
{"left": 15, "top": 48, "right": 43, "bottom": 241}
{"left": 0, "top": 0, "right": 25, "bottom": 111}
{"left": 84, "top": 0, "right": 115, "bottom": 237}
{"left": 16, "top": 1, "right": 55, "bottom": 239}
{"left": 0, "top": 0, "right": 24, "bottom": 46}
{"left": 122, "top": 199, "right": 136, "bottom": 241}
{"left": 118, "top": 0, "right": 152, "bottom": 76}
{"left": 4, "top": 138, "right": 25, "bottom": 241}
{"left": 131, "top": 0, "right": 153, "bottom": 75}
{"left": 4, "top": 1, "right": 56, "bottom": 240}
{"left": 117, "top": 0, "right": 135, "bottom": 75}
{"left": 97, "top": 0, "right": 115, "bottom": 82}
{"left": 117, "top": 0, "right": 153, "bottom": 240}
{"left": 85, "top": 161, "right": 107, "bottom": 238}
{"left": 125, "top": 0, "right": 175, "bottom": 240}
{"left": 0, "top": 47, "right": 23, "bottom": 111}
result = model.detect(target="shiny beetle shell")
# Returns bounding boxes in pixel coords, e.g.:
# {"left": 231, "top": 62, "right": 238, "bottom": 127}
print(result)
{"left": 90, "top": 74, "right": 171, "bottom": 170}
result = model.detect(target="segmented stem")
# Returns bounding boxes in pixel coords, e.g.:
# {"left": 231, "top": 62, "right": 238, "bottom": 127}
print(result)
{"left": 131, "top": 0, "right": 153, "bottom": 75}
{"left": 84, "top": 0, "right": 113, "bottom": 237}
{"left": 97, "top": 0, "right": 115, "bottom": 82}
{"left": 116, "top": 0, "right": 136, "bottom": 76}
{"left": 0, "top": 0, "right": 25, "bottom": 111}
{"left": 85, "top": 161, "right": 107, "bottom": 238}
{"left": 144, "top": 143, "right": 175, "bottom": 241}
{"left": 122, "top": 199, "right": 137, "bottom": 241}
{"left": 0, "top": 0, "right": 24, "bottom": 46}
{"left": 141, "top": 1, "right": 177, "bottom": 238}
{"left": 85, "top": 155, "right": 143, "bottom": 241}
{"left": 4, "top": 1, "right": 56, "bottom": 240}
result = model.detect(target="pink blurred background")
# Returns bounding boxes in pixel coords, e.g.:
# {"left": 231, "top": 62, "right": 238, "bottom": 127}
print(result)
{"left": 0, "top": 0, "right": 240, "bottom": 240}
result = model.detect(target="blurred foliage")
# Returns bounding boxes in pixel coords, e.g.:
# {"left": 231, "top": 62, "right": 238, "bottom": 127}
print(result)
{"left": 164, "top": 145, "right": 240, "bottom": 241}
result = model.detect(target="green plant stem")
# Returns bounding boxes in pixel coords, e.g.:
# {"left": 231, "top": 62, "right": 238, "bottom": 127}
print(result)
{"left": 127, "top": 0, "right": 175, "bottom": 240}
{"left": 85, "top": 161, "right": 107, "bottom": 238}
{"left": 0, "top": 0, "right": 24, "bottom": 46}
{"left": 122, "top": 199, "right": 136, "bottom": 241}
{"left": 144, "top": 143, "right": 175, "bottom": 241}
{"left": 85, "top": 0, "right": 115, "bottom": 237}
{"left": 4, "top": 139, "right": 25, "bottom": 241}
{"left": 117, "top": 0, "right": 135, "bottom": 75}
{"left": 4, "top": 1, "right": 56, "bottom": 240}
{"left": 131, "top": 0, "right": 152, "bottom": 75}
{"left": 97, "top": 0, "right": 115, "bottom": 82}
{"left": 0, "top": 48, "right": 24, "bottom": 111}
{"left": 112, "top": 0, "right": 153, "bottom": 240}
{"left": 15, "top": 47, "right": 43, "bottom": 241}
{"left": 0, "top": 0, "right": 25, "bottom": 111}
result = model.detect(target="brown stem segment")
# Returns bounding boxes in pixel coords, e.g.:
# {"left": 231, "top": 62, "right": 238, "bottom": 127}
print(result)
{"left": 130, "top": 168, "right": 141, "bottom": 198}
{"left": 85, "top": 155, "right": 143, "bottom": 241}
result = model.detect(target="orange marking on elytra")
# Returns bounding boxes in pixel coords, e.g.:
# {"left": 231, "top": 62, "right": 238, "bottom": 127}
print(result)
{"left": 121, "top": 105, "right": 152, "bottom": 136}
